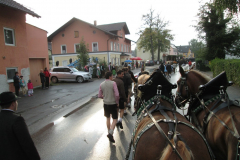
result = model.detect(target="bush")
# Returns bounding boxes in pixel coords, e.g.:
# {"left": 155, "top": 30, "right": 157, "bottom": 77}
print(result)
{"left": 210, "top": 58, "right": 240, "bottom": 86}
{"left": 196, "top": 59, "right": 211, "bottom": 71}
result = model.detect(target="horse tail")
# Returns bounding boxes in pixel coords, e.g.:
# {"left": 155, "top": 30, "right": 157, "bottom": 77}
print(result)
{"left": 160, "top": 139, "right": 194, "bottom": 160}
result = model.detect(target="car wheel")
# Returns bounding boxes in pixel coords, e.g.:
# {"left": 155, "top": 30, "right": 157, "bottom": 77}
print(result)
{"left": 51, "top": 77, "right": 58, "bottom": 83}
{"left": 77, "top": 76, "right": 83, "bottom": 83}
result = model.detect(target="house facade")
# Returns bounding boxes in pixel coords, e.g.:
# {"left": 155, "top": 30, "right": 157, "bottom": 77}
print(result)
{"left": 0, "top": 0, "right": 49, "bottom": 93}
{"left": 48, "top": 18, "right": 132, "bottom": 67}
{"left": 176, "top": 45, "right": 195, "bottom": 58}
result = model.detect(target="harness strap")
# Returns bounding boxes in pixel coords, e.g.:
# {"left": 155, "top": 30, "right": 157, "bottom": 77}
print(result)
{"left": 191, "top": 111, "right": 203, "bottom": 133}
{"left": 139, "top": 99, "right": 183, "bottom": 160}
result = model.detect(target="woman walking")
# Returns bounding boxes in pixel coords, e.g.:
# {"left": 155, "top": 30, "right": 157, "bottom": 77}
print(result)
{"left": 39, "top": 69, "right": 45, "bottom": 89}
{"left": 44, "top": 68, "right": 51, "bottom": 89}
{"left": 112, "top": 64, "right": 116, "bottom": 77}
{"left": 96, "top": 64, "right": 101, "bottom": 79}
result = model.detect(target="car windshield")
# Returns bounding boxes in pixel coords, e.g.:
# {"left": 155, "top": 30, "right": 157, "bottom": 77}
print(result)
{"left": 71, "top": 68, "right": 79, "bottom": 72}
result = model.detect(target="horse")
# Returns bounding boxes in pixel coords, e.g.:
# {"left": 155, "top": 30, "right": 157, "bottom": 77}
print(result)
{"left": 126, "top": 69, "right": 214, "bottom": 160}
{"left": 175, "top": 66, "right": 240, "bottom": 160}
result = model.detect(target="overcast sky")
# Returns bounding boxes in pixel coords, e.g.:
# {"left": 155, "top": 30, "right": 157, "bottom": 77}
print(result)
{"left": 15, "top": 0, "right": 208, "bottom": 49}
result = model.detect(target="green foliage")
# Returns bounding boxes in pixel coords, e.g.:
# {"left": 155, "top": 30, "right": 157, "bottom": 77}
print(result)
{"left": 195, "top": 3, "right": 240, "bottom": 61}
{"left": 213, "top": 0, "right": 239, "bottom": 15}
{"left": 210, "top": 58, "right": 240, "bottom": 86}
{"left": 77, "top": 37, "right": 89, "bottom": 71}
{"left": 188, "top": 39, "right": 205, "bottom": 58}
{"left": 138, "top": 9, "right": 174, "bottom": 61}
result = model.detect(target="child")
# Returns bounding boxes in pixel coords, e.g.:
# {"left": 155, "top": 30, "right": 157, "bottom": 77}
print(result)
{"left": 19, "top": 75, "right": 27, "bottom": 96}
{"left": 27, "top": 80, "right": 34, "bottom": 96}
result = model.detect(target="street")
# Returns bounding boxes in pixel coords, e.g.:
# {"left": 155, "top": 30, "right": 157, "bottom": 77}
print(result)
{"left": 18, "top": 66, "right": 240, "bottom": 160}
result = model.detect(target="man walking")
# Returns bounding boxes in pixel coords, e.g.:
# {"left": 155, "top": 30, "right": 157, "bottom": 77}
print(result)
{"left": 113, "top": 70, "right": 127, "bottom": 129}
{"left": 0, "top": 92, "right": 40, "bottom": 159}
{"left": 122, "top": 68, "right": 132, "bottom": 113}
{"left": 98, "top": 72, "right": 119, "bottom": 143}
{"left": 100, "top": 63, "right": 105, "bottom": 78}
{"left": 13, "top": 72, "right": 20, "bottom": 98}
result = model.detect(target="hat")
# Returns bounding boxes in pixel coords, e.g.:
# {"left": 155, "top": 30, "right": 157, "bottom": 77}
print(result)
{"left": 0, "top": 92, "right": 17, "bottom": 105}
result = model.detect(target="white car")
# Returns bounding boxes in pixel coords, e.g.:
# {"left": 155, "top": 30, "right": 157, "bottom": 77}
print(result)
{"left": 50, "top": 66, "right": 91, "bottom": 83}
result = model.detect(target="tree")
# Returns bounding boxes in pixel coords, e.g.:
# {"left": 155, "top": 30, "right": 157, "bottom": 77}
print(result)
{"left": 213, "top": 0, "right": 239, "bottom": 15}
{"left": 188, "top": 39, "right": 205, "bottom": 58}
{"left": 195, "top": 3, "right": 240, "bottom": 60}
{"left": 154, "top": 14, "right": 174, "bottom": 61}
{"left": 138, "top": 9, "right": 156, "bottom": 61}
{"left": 77, "top": 37, "right": 89, "bottom": 70}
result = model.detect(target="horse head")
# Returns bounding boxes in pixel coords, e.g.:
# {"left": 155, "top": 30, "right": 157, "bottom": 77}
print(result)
{"left": 175, "top": 66, "right": 211, "bottom": 109}
{"left": 136, "top": 69, "right": 177, "bottom": 113}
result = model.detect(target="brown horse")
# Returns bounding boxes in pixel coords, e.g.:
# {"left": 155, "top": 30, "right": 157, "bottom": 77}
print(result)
{"left": 129, "top": 70, "right": 213, "bottom": 160}
{"left": 175, "top": 67, "right": 240, "bottom": 160}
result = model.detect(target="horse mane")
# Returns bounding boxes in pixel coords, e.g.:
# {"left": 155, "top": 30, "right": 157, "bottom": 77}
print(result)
{"left": 160, "top": 139, "right": 194, "bottom": 160}
{"left": 138, "top": 74, "right": 150, "bottom": 85}
{"left": 190, "top": 70, "right": 211, "bottom": 83}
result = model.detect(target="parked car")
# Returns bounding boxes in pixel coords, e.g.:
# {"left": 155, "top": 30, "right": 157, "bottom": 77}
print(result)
{"left": 145, "top": 60, "right": 154, "bottom": 66}
{"left": 50, "top": 66, "right": 91, "bottom": 83}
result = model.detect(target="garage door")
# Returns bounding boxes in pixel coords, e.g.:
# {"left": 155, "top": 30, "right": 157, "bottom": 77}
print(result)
{"left": 29, "top": 59, "right": 45, "bottom": 87}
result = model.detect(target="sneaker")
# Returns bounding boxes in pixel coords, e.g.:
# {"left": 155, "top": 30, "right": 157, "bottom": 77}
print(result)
{"left": 107, "top": 133, "right": 115, "bottom": 143}
{"left": 117, "top": 121, "right": 123, "bottom": 129}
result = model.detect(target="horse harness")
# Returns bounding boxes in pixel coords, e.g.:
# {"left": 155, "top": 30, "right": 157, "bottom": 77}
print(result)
{"left": 125, "top": 85, "right": 215, "bottom": 160}
{"left": 176, "top": 74, "right": 240, "bottom": 160}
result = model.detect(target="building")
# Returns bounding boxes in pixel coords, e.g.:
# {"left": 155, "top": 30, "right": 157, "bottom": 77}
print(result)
{"left": 0, "top": 0, "right": 49, "bottom": 93}
{"left": 48, "top": 17, "right": 132, "bottom": 68}
{"left": 176, "top": 45, "right": 195, "bottom": 58}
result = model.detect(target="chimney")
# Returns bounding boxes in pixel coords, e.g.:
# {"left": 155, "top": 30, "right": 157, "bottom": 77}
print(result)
{"left": 94, "top": 20, "right": 97, "bottom": 26}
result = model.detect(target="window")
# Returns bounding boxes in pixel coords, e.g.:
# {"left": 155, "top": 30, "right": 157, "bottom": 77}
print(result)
{"left": 117, "top": 43, "right": 119, "bottom": 51}
{"left": 4, "top": 27, "right": 15, "bottom": 46}
{"left": 121, "top": 44, "right": 123, "bottom": 51}
{"left": 129, "top": 46, "right": 131, "bottom": 52}
{"left": 74, "top": 44, "right": 80, "bottom": 53}
{"left": 63, "top": 68, "right": 71, "bottom": 72}
{"left": 110, "top": 42, "right": 113, "bottom": 51}
{"left": 120, "top": 33, "right": 122, "bottom": 37}
{"left": 61, "top": 45, "right": 67, "bottom": 53}
{"left": 74, "top": 31, "right": 79, "bottom": 38}
{"left": 6, "top": 67, "right": 17, "bottom": 82}
{"left": 124, "top": 45, "right": 126, "bottom": 52}
{"left": 92, "top": 42, "right": 98, "bottom": 52}
{"left": 114, "top": 43, "right": 116, "bottom": 51}
{"left": 127, "top": 46, "right": 129, "bottom": 52}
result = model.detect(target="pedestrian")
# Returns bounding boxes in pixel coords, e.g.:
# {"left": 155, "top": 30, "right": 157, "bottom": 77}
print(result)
{"left": 89, "top": 66, "right": 93, "bottom": 78}
{"left": 112, "top": 64, "right": 116, "bottom": 77}
{"left": 188, "top": 60, "right": 192, "bottom": 67}
{"left": 39, "top": 69, "right": 45, "bottom": 89}
{"left": 0, "top": 92, "right": 40, "bottom": 160}
{"left": 27, "top": 80, "right": 34, "bottom": 96}
{"left": 159, "top": 63, "right": 165, "bottom": 75}
{"left": 108, "top": 62, "right": 112, "bottom": 72}
{"left": 128, "top": 66, "right": 137, "bottom": 83}
{"left": 84, "top": 65, "right": 89, "bottom": 72}
{"left": 136, "top": 61, "right": 138, "bottom": 68}
{"left": 166, "top": 62, "right": 172, "bottom": 78}
{"left": 100, "top": 63, "right": 105, "bottom": 78}
{"left": 113, "top": 70, "right": 127, "bottom": 129}
{"left": 13, "top": 72, "right": 20, "bottom": 98}
{"left": 96, "top": 64, "right": 101, "bottom": 79}
{"left": 122, "top": 67, "right": 132, "bottom": 113}
{"left": 19, "top": 75, "right": 27, "bottom": 96}
{"left": 44, "top": 67, "right": 51, "bottom": 89}
{"left": 98, "top": 72, "right": 119, "bottom": 143}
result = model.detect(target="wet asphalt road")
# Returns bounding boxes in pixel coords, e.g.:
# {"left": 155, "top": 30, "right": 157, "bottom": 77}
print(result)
{"left": 32, "top": 66, "right": 184, "bottom": 160}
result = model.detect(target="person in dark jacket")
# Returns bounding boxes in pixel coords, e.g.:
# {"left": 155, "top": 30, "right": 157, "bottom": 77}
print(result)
{"left": 44, "top": 67, "right": 51, "bottom": 89}
{"left": 13, "top": 72, "right": 20, "bottom": 98}
{"left": 122, "top": 67, "right": 132, "bottom": 114}
{"left": 40, "top": 69, "right": 45, "bottom": 89}
{"left": 159, "top": 63, "right": 165, "bottom": 74}
{"left": 0, "top": 92, "right": 40, "bottom": 160}
{"left": 113, "top": 70, "right": 126, "bottom": 129}
{"left": 166, "top": 62, "right": 172, "bottom": 78}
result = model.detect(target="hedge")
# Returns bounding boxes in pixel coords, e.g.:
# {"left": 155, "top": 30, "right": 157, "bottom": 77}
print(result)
{"left": 210, "top": 58, "right": 240, "bottom": 86}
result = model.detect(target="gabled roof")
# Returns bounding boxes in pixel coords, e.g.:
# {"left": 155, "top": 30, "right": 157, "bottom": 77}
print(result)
{"left": 48, "top": 17, "right": 120, "bottom": 42}
{"left": 0, "top": 0, "right": 40, "bottom": 18}
{"left": 176, "top": 45, "right": 190, "bottom": 53}
{"left": 97, "top": 22, "right": 130, "bottom": 35}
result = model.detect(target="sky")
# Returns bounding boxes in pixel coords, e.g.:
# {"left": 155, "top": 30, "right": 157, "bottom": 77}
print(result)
{"left": 15, "top": 0, "right": 208, "bottom": 50}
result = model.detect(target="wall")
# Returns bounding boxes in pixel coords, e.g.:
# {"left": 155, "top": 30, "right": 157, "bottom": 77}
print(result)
{"left": 0, "top": 6, "right": 28, "bottom": 92}
{"left": 51, "top": 20, "right": 132, "bottom": 54}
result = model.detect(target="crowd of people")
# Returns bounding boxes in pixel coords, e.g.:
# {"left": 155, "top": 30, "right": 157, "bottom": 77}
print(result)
{"left": 98, "top": 66, "right": 137, "bottom": 143}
